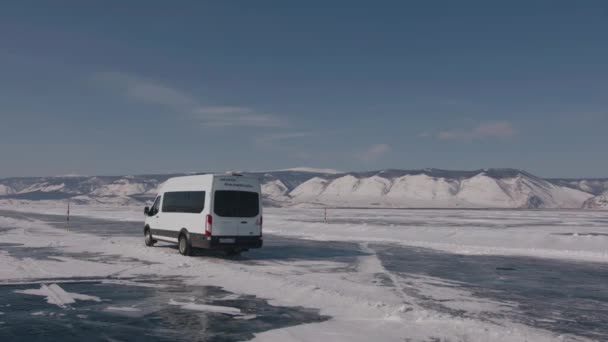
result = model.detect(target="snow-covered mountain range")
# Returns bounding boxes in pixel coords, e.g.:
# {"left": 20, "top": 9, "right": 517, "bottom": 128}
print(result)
{"left": 0, "top": 168, "right": 606, "bottom": 209}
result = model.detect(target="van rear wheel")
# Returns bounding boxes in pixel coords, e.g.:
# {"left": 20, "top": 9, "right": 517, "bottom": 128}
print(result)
{"left": 178, "top": 234, "right": 192, "bottom": 256}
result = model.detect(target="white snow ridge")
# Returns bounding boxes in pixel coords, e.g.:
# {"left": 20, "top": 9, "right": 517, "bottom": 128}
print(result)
{"left": 284, "top": 170, "right": 592, "bottom": 209}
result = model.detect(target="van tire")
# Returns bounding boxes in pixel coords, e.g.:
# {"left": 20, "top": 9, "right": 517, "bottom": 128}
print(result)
{"left": 144, "top": 228, "right": 155, "bottom": 247}
{"left": 178, "top": 233, "right": 192, "bottom": 256}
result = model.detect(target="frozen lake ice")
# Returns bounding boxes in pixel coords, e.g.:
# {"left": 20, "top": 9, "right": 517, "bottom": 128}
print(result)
{"left": 0, "top": 207, "right": 607, "bottom": 341}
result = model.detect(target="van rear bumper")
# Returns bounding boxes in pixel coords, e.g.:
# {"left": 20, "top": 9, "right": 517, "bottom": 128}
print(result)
{"left": 191, "top": 234, "right": 263, "bottom": 250}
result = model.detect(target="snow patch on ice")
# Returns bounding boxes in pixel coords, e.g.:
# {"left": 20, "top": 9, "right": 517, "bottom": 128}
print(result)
{"left": 101, "top": 279, "right": 168, "bottom": 288}
{"left": 168, "top": 299, "right": 242, "bottom": 315}
{"left": 234, "top": 314, "right": 258, "bottom": 320}
{"left": 15, "top": 283, "right": 101, "bottom": 307}
{"left": 105, "top": 306, "right": 141, "bottom": 312}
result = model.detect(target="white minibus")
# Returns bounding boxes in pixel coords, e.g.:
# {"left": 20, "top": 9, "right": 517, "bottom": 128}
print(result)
{"left": 144, "top": 174, "right": 263, "bottom": 256}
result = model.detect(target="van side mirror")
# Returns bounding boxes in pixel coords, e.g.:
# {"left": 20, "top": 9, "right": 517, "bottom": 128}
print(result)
{"left": 144, "top": 206, "right": 150, "bottom": 215}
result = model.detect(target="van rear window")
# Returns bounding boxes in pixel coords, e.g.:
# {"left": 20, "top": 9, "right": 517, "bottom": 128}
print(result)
{"left": 213, "top": 191, "right": 259, "bottom": 218}
{"left": 162, "top": 191, "right": 205, "bottom": 213}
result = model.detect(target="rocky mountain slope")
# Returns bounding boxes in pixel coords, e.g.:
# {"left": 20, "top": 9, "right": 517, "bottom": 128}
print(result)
{"left": 0, "top": 168, "right": 600, "bottom": 209}
{"left": 582, "top": 191, "right": 608, "bottom": 209}
{"left": 546, "top": 178, "right": 608, "bottom": 196}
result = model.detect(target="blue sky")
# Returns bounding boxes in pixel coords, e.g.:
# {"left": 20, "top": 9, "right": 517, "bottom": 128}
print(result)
{"left": 0, "top": 1, "right": 607, "bottom": 178}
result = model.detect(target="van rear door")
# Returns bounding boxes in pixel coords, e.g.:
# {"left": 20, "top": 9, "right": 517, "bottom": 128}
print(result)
{"left": 238, "top": 216, "right": 260, "bottom": 236}
{"left": 212, "top": 190, "right": 238, "bottom": 236}
{"left": 212, "top": 176, "right": 261, "bottom": 237}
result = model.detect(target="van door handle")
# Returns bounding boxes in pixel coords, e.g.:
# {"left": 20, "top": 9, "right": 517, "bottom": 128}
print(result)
{"left": 241, "top": 221, "right": 247, "bottom": 224}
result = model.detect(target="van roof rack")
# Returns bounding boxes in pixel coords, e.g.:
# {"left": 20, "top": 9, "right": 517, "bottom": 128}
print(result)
{"left": 226, "top": 171, "right": 243, "bottom": 176}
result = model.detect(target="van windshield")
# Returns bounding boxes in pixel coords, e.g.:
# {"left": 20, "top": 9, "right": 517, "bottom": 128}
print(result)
{"left": 214, "top": 190, "right": 259, "bottom": 217}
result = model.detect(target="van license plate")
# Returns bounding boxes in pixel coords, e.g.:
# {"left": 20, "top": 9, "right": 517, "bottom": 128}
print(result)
{"left": 219, "top": 238, "right": 235, "bottom": 243}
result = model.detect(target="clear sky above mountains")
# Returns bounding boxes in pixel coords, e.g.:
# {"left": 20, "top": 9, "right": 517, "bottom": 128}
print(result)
{"left": 1, "top": 1, "right": 606, "bottom": 178}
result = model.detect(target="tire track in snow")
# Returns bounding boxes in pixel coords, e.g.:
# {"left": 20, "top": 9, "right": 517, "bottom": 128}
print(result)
{"left": 357, "top": 243, "right": 416, "bottom": 312}
{"left": 358, "top": 243, "right": 509, "bottom": 322}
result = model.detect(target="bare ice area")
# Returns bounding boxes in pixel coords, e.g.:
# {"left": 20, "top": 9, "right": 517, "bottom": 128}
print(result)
{"left": 0, "top": 205, "right": 607, "bottom": 341}
{"left": 1, "top": 277, "right": 326, "bottom": 342}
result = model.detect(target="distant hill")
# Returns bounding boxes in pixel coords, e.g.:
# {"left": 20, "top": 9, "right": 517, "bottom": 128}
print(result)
{"left": 0, "top": 168, "right": 602, "bottom": 209}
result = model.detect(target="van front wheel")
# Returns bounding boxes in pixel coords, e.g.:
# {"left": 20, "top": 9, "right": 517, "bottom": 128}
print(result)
{"left": 178, "top": 234, "right": 192, "bottom": 256}
{"left": 144, "top": 229, "right": 156, "bottom": 247}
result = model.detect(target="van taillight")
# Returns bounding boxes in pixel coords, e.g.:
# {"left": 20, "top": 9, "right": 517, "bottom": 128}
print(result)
{"left": 205, "top": 215, "right": 212, "bottom": 237}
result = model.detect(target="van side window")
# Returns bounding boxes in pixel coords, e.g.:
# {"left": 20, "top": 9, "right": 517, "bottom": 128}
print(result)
{"left": 162, "top": 191, "right": 205, "bottom": 213}
{"left": 150, "top": 196, "right": 161, "bottom": 216}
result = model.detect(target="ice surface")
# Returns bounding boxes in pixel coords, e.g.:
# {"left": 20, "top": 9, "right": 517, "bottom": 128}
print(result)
{"left": 1, "top": 205, "right": 606, "bottom": 341}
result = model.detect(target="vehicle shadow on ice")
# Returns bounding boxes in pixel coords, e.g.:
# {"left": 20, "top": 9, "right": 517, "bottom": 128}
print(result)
{"left": 155, "top": 235, "right": 366, "bottom": 266}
